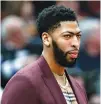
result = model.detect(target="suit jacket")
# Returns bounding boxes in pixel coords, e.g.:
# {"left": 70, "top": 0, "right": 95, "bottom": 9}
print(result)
{"left": 1, "top": 56, "right": 88, "bottom": 104}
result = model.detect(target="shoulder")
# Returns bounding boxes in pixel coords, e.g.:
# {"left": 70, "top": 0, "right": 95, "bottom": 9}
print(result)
{"left": 11, "top": 57, "right": 43, "bottom": 85}
{"left": 17, "top": 59, "right": 42, "bottom": 80}
{"left": 1, "top": 73, "right": 39, "bottom": 104}
{"left": 1, "top": 59, "right": 42, "bottom": 104}
{"left": 2, "top": 57, "right": 43, "bottom": 95}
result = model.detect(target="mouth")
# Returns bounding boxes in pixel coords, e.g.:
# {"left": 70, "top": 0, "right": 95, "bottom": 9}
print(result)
{"left": 68, "top": 51, "right": 78, "bottom": 58}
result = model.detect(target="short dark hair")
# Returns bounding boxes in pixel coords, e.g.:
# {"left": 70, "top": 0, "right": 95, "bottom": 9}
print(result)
{"left": 36, "top": 5, "right": 77, "bottom": 38}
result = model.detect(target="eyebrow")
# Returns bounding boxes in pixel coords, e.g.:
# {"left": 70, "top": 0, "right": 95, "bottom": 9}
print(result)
{"left": 61, "top": 31, "right": 81, "bottom": 35}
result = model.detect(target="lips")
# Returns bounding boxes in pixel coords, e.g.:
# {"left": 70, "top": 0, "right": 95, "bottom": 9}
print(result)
{"left": 68, "top": 51, "right": 78, "bottom": 58}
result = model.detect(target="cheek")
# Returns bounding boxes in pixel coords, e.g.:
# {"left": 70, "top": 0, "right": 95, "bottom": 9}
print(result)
{"left": 57, "top": 39, "right": 71, "bottom": 51}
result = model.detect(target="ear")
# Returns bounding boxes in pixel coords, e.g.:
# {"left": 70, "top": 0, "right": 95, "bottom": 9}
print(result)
{"left": 42, "top": 32, "right": 51, "bottom": 47}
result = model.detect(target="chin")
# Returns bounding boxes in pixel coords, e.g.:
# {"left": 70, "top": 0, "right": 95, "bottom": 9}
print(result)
{"left": 66, "top": 57, "right": 76, "bottom": 63}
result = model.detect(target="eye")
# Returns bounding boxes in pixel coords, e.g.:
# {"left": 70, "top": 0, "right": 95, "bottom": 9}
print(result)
{"left": 77, "top": 34, "right": 81, "bottom": 38}
{"left": 63, "top": 35, "right": 71, "bottom": 38}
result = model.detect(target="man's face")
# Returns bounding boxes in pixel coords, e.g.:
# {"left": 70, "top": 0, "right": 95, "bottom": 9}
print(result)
{"left": 50, "top": 21, "right": 81, "bottom": 67}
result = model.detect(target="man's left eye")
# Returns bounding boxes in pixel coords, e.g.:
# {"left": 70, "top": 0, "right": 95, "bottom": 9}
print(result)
{"left": 77, "top": 34, "right": 81, "bottom": 38}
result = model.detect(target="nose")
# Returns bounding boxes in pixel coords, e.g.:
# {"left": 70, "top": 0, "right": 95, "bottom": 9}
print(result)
{"left": 71, "top": 35, "right": 80, "bottom": 48}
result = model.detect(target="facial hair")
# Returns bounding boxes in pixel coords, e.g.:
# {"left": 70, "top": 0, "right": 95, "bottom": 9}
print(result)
{"left": 52, "top": 39, "right": 77, "bottom": 67}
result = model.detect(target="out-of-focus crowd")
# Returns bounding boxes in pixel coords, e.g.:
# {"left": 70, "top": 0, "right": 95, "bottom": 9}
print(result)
{"left": 1, "top": 1, "right": 100, "bottom": 104}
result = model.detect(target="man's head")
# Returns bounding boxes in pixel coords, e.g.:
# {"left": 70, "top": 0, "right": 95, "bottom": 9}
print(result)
{"left": 36, "top": 5, "right": 81, "bottom": 67}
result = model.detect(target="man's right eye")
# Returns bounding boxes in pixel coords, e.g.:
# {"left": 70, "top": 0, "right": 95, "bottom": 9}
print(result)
{"left": 64, "top": 35, "right": 71, "bottom": 38}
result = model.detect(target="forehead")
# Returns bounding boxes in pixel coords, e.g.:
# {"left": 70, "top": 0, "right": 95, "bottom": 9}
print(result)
{"left": 51, "top": 21, "right": 80, "bottom": 37}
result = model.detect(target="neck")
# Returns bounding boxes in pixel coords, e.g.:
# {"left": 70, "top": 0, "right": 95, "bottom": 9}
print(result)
{"left": 42, "top": 50, "right": 65, "bottom": 76}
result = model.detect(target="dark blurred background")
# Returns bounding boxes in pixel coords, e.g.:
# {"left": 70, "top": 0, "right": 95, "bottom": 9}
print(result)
{"left": 1, "top": 1, "right": 100, "bottom": 103}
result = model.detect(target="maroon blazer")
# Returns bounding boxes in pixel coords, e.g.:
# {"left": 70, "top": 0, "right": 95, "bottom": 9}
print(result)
{"left": 1, "top": 56, "right": 88, "bottom": 104}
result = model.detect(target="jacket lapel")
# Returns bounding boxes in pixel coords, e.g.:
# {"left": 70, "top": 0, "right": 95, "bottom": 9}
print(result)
{"left": 37, "top": 56, "right": 67, "bottom": 104}
{"left": 65, "top": 70, "right": 86, "bottom": 104}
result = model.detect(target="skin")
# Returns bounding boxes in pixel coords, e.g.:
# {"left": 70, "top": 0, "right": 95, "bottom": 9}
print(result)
{"left": 42, "top": 21, "right": 81, "bottom": 75}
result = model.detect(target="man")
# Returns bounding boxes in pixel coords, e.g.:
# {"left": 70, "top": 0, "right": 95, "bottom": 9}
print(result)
{"left": 1, "top": 5, "right": 88, "bottom": 104}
